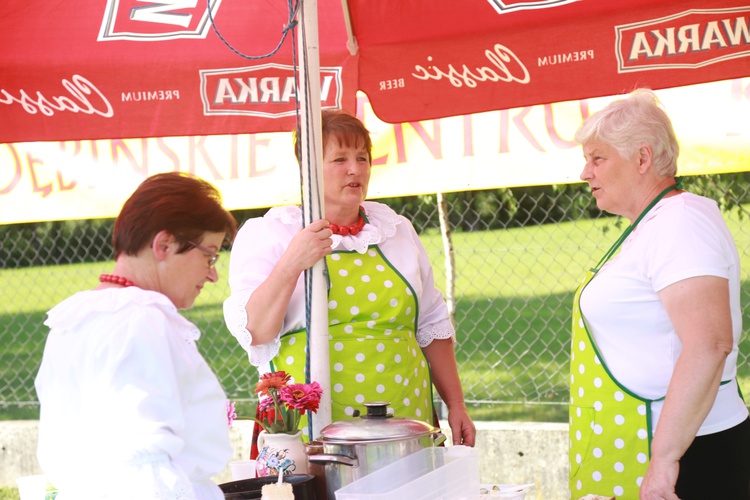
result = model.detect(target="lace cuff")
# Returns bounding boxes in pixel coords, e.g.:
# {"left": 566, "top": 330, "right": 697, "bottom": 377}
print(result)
{"left": 416, "top": 318, "right": 456, "bottom": 348}
{"left": 223, "top": 291, "right": 281, "bottom": 367}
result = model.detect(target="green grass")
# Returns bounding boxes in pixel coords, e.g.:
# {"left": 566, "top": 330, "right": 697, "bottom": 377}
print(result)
{"left": 0, "top": 487, "right": 19, "bottom": 500}
{"left": 2, "top": 213, "right": 749, "bottom": 423}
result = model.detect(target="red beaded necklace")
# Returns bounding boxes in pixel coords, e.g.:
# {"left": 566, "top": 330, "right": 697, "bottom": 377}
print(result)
{"left": 329, "top": 206, "right": 366, "bottom": 236}
{"left": 99, "top": 273, "right": 135, "bottom": 287}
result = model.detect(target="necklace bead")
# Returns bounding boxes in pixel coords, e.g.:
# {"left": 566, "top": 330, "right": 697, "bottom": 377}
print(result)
{"left": 330, "top": 206, "right": 366, "bottom": 236}
{"left": 99, "top": 274, "right": 135, "bottom": 287}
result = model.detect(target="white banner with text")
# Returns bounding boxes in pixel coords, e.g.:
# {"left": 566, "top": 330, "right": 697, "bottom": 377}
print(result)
{"left": 1, "top": 80, "right": 748, "bottom": 225}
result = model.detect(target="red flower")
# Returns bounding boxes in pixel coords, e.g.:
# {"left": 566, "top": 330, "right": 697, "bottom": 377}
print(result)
{"left": 255, "top": 371, "right": 291, "bottom": 397}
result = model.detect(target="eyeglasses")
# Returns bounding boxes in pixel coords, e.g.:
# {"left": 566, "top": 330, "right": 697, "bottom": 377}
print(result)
{"left": 187, "top": 240, "right": 220, "bottom": 268}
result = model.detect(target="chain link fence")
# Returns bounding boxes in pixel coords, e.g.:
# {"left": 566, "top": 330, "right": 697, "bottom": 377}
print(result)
{"left": 1, "top": 174, "right": 749, "bottom": 421}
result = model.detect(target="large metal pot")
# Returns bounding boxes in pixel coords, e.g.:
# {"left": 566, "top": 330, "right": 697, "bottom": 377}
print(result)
{"left": 308, "top": 402, "right": 446, "bottom": 499}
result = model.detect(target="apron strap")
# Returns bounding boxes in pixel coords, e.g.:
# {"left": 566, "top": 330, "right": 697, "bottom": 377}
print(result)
{"left": 592, "top": 183, "right": 679, "bottom": 272}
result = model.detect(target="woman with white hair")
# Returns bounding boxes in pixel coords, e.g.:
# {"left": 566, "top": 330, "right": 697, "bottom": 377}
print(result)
{"left": 569, "top": 89, "right": 749, "bottom": 500}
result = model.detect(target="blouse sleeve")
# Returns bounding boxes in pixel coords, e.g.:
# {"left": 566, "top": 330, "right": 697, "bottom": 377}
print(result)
{"left": 90, "top": 452, "right": 198, "bottom": 500}
{"left": 644, "top": 198, "right": 734, "bottom": 292}
{"left": 397, "top": 216, "right": 456, "bottom": 347}
{"left": 223, "top": 215, "right": 291, "bottom": 366}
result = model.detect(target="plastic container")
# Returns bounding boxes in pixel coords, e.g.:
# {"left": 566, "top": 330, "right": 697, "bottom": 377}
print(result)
{"left": 334, "top": 445, "right": 479, "bottom": 500}
{"left": 229, "top": 460, "right": 257, "bottom": 481}
{"left": 479, "top": 483, "right": 535, "bottom": 499}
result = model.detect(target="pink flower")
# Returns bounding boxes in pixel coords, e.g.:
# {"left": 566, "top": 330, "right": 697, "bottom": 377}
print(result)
{"left": 258, "top": 396, "right": 275, "bottom": 412}
{"left": 226, "top": 400, "right": 237, "bottom": 428}
{"left": 280, "top": 382, "right": 323, "bottom": 413}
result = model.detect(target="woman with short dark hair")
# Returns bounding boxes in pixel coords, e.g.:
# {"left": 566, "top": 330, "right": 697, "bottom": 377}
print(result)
{"left": 224, "top": 110, "right": 476, "bottom": 459}
{"left": 36, "top": 172, "right": 238, "bottom": 499}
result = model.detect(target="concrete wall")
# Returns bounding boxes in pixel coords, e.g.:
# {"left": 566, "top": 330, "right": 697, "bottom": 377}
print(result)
{"left": 0, "top": 420, "right": 571, "bottom": 499}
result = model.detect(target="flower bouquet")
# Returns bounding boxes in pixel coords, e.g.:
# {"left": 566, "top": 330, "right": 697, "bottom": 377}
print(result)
{"left": 254, "top": 370, "right": 323, "bottom": 434}
{"left": 251, "top": 371, "right": 324, "bottom": 477}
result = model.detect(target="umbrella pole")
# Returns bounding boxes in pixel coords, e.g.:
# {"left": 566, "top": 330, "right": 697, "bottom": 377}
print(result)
{"left": 297, "top": 0, "right": 332, "bottom": 438}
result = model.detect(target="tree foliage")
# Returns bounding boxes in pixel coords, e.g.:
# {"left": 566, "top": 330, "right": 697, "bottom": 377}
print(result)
{"left": 1, "top": 173, "right": 747, "bottom": 269}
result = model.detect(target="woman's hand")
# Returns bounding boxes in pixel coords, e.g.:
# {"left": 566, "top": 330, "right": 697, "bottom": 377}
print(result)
{"left": 279, "top": 219, "right": 333, "bottom": 275}
{"left": 639, "top": 457, "right": 681, "bottom": 500}
{"left": 421, "top": 338, "right": 476, "bottom": 446}
{"left": 447, "top": 402, "right": 476, "bottom": 447}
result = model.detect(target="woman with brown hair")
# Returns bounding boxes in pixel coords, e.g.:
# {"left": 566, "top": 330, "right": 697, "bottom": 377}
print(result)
{"left": 36, "top": 172, "right": 238, "bottom": 499}
{"left": 224, "top": 110, "right": 475, "bottom": 457}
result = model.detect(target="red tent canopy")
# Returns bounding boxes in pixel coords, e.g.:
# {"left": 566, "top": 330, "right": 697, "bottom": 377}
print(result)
{"left": 1, "top": 0, "right": 749, "bottom": 143}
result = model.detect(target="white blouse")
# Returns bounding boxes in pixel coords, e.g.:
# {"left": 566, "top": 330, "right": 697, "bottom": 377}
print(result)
{"left": 35, "top": 287, "right": 233, "bottom": 500}
{"left": 581, "top": 193, "right": 747, "bottom": 435}
{"left": 223, "top": 201, "right": 455, "bottom": 367}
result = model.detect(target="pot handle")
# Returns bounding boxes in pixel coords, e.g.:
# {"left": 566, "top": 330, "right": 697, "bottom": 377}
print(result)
{"left": 433, "top": 432, "right": 447, "bottom": 446}
{"left": 307, "top": 453, "right": 359, "bottom": 467}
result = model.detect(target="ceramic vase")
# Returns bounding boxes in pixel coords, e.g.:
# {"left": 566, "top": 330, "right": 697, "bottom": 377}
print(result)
{"left": 255, "top": 430, "right": 308, "bottom": 477}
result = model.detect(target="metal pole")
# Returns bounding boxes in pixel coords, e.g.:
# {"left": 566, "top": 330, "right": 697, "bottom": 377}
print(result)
{"left": 297, "top": 0, "right": 332, "bottom": 438}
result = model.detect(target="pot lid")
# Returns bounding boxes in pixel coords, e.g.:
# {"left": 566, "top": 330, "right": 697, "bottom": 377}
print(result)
{"left": 318, "top": 402, "right": 438, "bottom": 442}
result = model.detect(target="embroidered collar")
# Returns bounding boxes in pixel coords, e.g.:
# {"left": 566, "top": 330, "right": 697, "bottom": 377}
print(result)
{"left": 45, "top": 288, "right": 200, "bottom": 343}
{"left": 267, "top": 201, "right": 401, "bottom": 254}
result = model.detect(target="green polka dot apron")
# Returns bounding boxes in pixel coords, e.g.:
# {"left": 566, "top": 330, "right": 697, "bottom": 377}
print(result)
{"left": 272, "top": 245, "right": 435, "bottom": 436}
{"left": 569, "top": 185, "right": 676, "bottom": 499}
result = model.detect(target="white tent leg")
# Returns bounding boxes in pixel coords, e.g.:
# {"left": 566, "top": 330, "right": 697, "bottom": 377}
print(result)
{"left": 297, "top": 0, "right": 333, "bottom": 438}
